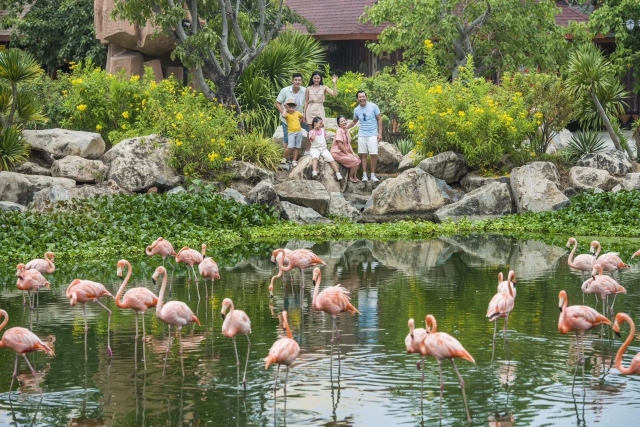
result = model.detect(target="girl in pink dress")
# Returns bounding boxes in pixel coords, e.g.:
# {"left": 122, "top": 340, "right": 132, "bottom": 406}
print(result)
{"left": 331, "top": 115, "right": 361, "bottom": 183}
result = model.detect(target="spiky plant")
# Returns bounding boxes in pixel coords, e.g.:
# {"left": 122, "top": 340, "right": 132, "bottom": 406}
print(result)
{"left": 0, "top": 125, "right": 29, "bottom": 171}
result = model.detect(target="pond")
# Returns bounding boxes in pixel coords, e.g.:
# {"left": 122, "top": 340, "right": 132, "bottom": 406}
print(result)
{"left": 1, "top": 236, "right": 640, "bottom": 426}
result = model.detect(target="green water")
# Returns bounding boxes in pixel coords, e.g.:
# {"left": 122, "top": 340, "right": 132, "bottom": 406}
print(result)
{"left": 1, "top": 236, "right": 640, "bottom": 426}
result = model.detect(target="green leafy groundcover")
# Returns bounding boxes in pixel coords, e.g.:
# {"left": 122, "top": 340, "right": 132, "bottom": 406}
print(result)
{"left": 2, "top": 190, "right": 640, "bottom": 263}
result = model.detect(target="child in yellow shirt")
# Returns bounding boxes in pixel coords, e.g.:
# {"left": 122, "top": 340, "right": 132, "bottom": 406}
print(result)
{"left": 282, "top": 98, "right": 304, "bottom": 166}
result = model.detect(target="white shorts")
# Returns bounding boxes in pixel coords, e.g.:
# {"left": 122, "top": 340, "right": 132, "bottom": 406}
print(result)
{"left": 310, "top": 147, "right": 334, "bottom": 162}
{"left": 358, "top": 136, "right": 379, "bottom": 155}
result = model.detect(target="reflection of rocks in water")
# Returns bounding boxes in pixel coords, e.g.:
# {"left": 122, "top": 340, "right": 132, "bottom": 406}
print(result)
{"left": 489, "top": 412, "right": 515, "bottom": 427}
{"left": 369, "top": 239, "right": 452, "bottom": 274}
{"left": 440, "top": 235, "right": 516, "bottom": 267}
{"left": 508, "top": 240, "right": 566, "bottom": 281}
{"left": 284, "top": 240, "right": 317, "bottom": 251}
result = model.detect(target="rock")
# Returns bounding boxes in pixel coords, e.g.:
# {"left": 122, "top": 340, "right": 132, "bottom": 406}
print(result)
{"left": 569, "top": 166, "right": 620, "bottom": 192}
{"left": 563, "top": 187, "right": 578, "bottom": 198}
{"left": 435, "top": 178, "right": 464, "bottom": 205}
{"left": 510, "top": 163, "right": 569, "bottom": 213}
{"left": 417, "top": 151, "right": 468, "bottom": 184}
{"left": 146, "top": 187, "right": 158, "bottom": 194}
{"left": 329, "top": 192, "right": 362, "bottom": 222}
{"left": 0, "top": 172, "right": 75, "bottom": 205}
{"left": 611, "top": 184, "right": 623, "bottom": 193}
{"left": 546, "top": 129, "right": 574, "bottom": 154}
{"left": 275, "top": 180, "right": 330, "bottom": 216}
{"left": 288, "top": 155, "right": 347, "bottom": 193}
{"left": 280, "top": 201, "right": 332, "bottom": 224}
{"left": 51, "top": 156, "right": 109, "bottom": 183}
{"left": 362, "top": 168, "right": 446, "bottom": 222}
{"left": 525, "top": 161, "right": 562, "bottom": 186}
{"left": 221, "top": 188, "right": 248, "bottom": 205}
{"left": 398, "top": 151, "right": 415, "bottom": 172}
{"left": 27, "top": 149, "right": 55, "bottom": 167}
{"left": 30, "top": 184, "right": 71, "bottom": 210}
{"left": 12, "top": 162, "right": 51, "bottom": 176}
{"left": 0, "top": 201, "right": 27, "bottom": 212}
{"left": 68, "top": 180, "right": 131, "bottom": 199}
{"left": 622, "top": 173, "right": 640, "bottom": 190}
{"left": 247, "top": 179, "right": 280, "bottom": 207}
{"left": 376, "top": 141, "right": 402, "bottom": 173}
{"left": 460, "top": 172, "right": 510, "bottom": 193}
{"left": 101, "top": 134, "right": 181, "bottom": 192}
{"left": 167, "top": 186, "right": 186, "bottom": 194}
{"left": 576, "top": 150, "right": 632, "bottom": 176}
{"left": 225, "top": 161, "right": 274, "bottom": 195}
{"left": 434, "top": 182, "right": 513, "bottom": 222}
{"left": 22, "top": 129, "right": 106, "bottom": 159}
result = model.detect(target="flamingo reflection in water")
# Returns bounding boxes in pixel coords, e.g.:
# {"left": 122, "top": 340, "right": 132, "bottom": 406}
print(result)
{"left": 613, "top": 313, "right": 640, "bottom": 375}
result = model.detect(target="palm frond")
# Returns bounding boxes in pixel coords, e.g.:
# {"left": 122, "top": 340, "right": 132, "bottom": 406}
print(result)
{"left": 0, "top": 49, "right": 43, "bottom": 84}
{"left": 0, "top": 125, "right": 29, "bottom": 171}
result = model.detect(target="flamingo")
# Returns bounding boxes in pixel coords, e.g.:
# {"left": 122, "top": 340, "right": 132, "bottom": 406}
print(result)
{"left": 199, "top": 244, "right": 220, "bottom": 297}
{"left": 16, "top": 264, "right": 50, "bottom": 310}
{"left": 265, "top": 310, "right": 300, "bottom": 394}
{"left": 487, "top": 280, "right": 515, "bottom": 345}
{"left": 175, "top": 245, "right": 204, "bottom": 282}
{"left": 270, "top": 248, "right": 326, "bottom": 298}
{"left": 566, "top": 238, "right": 594, "bottom": 274}
{"left": 25, "top": 252, "right": 56, "bottom": 274}
{"left": 497, "top": 270, "right": 516, "bottom": 297}
{"left": 0, "top": 309, "right": 55, "bottom": 396}
{"left": 590, "top": 240, "right": 629, "bottom": 274}
{"left": 612, "top": 313, "right": 640, "bottom": 375}
{"left": 66, "top": 279, "right": 114, "bottom": 358}
{"left": 418, "top": 315, "right": 475, "bottom": 422}
{"left": 311, "top": 267, "right": 360, "bottom": 342}
{"left": 587, "top": 264, "right": 627, "bottom": 315}
{"left": 221, "top": 298, "right": 252, "bottom": 389}
{"left": 145, "top": 237, "right": 177, "bottom": 268}
{"left": 115, "top": 260, "right": 158, "bottom": 347}
{"left": 152, "top": 266, "right": 200, "bottom": 376}
{"left": 405, "top": 317, "right": 429, "bottom": 395}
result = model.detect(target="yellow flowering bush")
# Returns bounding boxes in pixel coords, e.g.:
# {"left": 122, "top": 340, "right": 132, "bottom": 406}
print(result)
{"left": 324, "top": 71, "right": 365, "bottom": 117}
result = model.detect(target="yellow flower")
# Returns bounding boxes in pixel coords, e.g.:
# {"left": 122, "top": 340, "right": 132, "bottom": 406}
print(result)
{"left": 130, "top": 75, "right": 140, "bottom": 82}
{"left": 210, "top": 138, "right": 216, "bottom": 143}
{"left": 77, "top": 104, "right": 87, "bottom": 111}
{"left": 122, "top": 111, "right": 130, "bottom": 119}
{"left": 458, "top": 111, "right": 465, "bottom": 117}
{"left": 96, "top": 124, "right": 102, "bottom": 131}
{"left": 141, "top": 99, "right": 147, "bottom": 106}
{"left": 224, "top": 156, "right": 233, "bottom": 162}
{"left": 71, "top": 78, "right": 83, "bottom": 85}
{"left": 446, "top": 131, "right": 456, "bottom": 136}
{"left": 62, "top": 90, "right": 68, "bottom": 96}
{"left": 175, "top": 112, "right": 183, "bottom": 120}
{"left": 350, "top": 102, "right": 357, "bottom": 108}
{"left": 427, "top": 151, "right": 434, "bottom": 157}
{"left": 175, "top": 139, "right": 183, "bottom": 147}
{"left": 121, "top": 124, "right": 127, "bottom": 130}
{"left": 149, "top": 81, "right": 157, "bottom": 89}
{"left": 408, "top": 122, "right": 416, "bottom": 130}
{"left": 534, "top": 112, "right": 543, "bottom": 119}
{"left": 424, "top": 39, "right": 433, "bottom": 50}
{"left": 208, "top": 151, "right": 219, "bottom": 162}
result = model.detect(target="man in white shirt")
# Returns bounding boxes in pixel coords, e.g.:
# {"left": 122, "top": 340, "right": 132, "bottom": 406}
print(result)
{"left": 276, "top": 73, "right": 309, "bottom": 163}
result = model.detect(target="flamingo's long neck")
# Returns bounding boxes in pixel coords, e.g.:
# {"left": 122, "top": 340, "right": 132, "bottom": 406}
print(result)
{"left": 426, "top": 316, "right": 438, "bottom": 333}
{"left": 46, "top": 253, "right": 54, "bottom": 269}
{"left": 284, "top": 316, "right": 293, "bottom": 339}
{"left": 568, "top": 241, "right": 577, "bottom": 264}
{"left": 202, "top": 244, "right": 207, "bottom": 257}
{"left": 114, "top": 263, "right": 132, "bottom": 307}
{"left": 616, "top": 315, "right": 636, "bottom": 375}
{"left": 278, "top": 250, "right": 294, "bottom": 273}
{"left": 0, "top": 309, "right": 8, "bottom": 334}
{"left": 312, "top": 271, "right": 322, "bottom": 309}
{"left": 145, "top": 245, "right": 153, "bottom": 256}
{"left": 593, "top": 242, "right": 601, "bottom": 259}
{"left": 156, "top": 271, "right": 168, "bottom": 315}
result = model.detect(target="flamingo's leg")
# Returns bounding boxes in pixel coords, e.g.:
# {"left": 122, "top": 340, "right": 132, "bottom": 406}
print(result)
{"left": 242, "top": 335, "right": 251, "bottom": 389}
{"left": 95, "top": 299, "right": 112, "bottom": 358}
{"left": 451, "top": 359, "right": 472, "bottom": 423}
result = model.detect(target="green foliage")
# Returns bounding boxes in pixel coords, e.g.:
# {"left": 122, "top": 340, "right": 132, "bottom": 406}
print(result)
{"left": 324, "top": 71, "right": 365, "bottom": 117}
{"left": 0, "top": 190, "right": 279, "bottom": 262}
{"left": 227, "top": 132, "right": 282, "bottom": 171}
{"left": 0, "top": 125, "right": 28, "bottom": 170}
{"left": 394, "top": 138, "right": 415, "bottom": 156}
{"left": 21, "top": 74, "right": 68, "bottom": 129}
{"left": 564, "top": 131, "right": 608, "bottom": 162}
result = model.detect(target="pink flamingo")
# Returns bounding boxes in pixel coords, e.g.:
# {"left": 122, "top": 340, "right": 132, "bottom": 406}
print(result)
{"left": 311, "top": 267, "right": 360, "bottom": 342}
{"left": 566, "top": 238, "right": 594, "bottom": 274}
{"left": 199, "top": 244, "right": 220, "bottom": 297}
{"left": 0, "top": 309, "right": 55, "bottom": 395}
{"left": 265, "top": 310, "right": 300, "bottom": 394}
{"left": 221, "top": 298, "right": 252, "bottom": 388}
{"left": 418, "top": 315, "right": 475, "bottom": 422}
{"left": 175, "top": 245, "right": 204, "bottom": 282}
{"left": 146, "top": 237, "right": 177, "bottom": 268}
{"left": 405, "top": 317, "right": 429, "bottom": 394}
{"left": 25, "top": 252, "right": 56, "bottom": 274}
{"left": 497, "top": 270, "right": 516, "bottom": 297}
{"left": 16, "top": 263, "right": 50, "bottom": 310}
{"left": 587, "top": 264, "right": 627, "bottom": 315}
{"left": 487, "top": 280, "right": 515, "bottom": 346}
{"left": 612, "top": 313, "right": 640, "bottom": 375}
{"left": 66, "top": 278, "right": 114, "bottom": 358}
{"left": 590, "top": 240, "right": 629, "bottom": 273}
{"left": 270, "top": 248, "right": 294, "bottom": 294}
{"left": 270, "top": 248, "right": 326, "bottom": 298}
{"left": 152, "top": 266, "right": 201, "bottom": 376}
{"left": 115, "top": 260, "right": 158, "bottom": 348}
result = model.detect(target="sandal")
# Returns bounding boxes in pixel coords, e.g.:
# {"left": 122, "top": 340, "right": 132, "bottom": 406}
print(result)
{"left": 349, "top": 178, "right": 360, "bottom": 183}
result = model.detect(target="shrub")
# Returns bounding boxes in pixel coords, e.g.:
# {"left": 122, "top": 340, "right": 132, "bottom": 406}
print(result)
{"left": 324, "top": 71, "right": 365, "bottom": 118}
{"left": 394, "top": 138, "right": 415, "bottom": 156}
{"left": 565, "top": 130, "right": 607, "bottom": 162}
{"left": 0, "top": 126, "right": 29, "bottom": 171}
{"left": 227, "top": 132, "right": 282, "bottom": 170}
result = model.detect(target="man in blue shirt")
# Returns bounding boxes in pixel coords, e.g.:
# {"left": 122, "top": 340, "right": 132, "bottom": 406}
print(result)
{"left": 347, "top": 91, "right": 382, "bottom": 182}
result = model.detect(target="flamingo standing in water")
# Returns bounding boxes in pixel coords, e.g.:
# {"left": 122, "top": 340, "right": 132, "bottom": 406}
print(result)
{"left": 311, "top": 267, "right": 360, "bottom": 343}
{"left": 175, "top": 245, "right": 204, "bottom": 282}
{"left": 270, "top": 248, "right": 326, "bottom": 299}
{"left": 115, "top": 260, "right": 158, "bottom": 354}
{"left": 566, "top": 238, "right": 594, "bottom": 275}
{"left": 487, "top": 280, "right": 516, "bottom": 346}
{"left": 405, "top": 317, "right": 429, "bottom": 395}
{"left": 265, "top": 310, "right": 300, "bottom": 395}
{"left": 25, "top": 252, "right": 56, "bottom": 274}
{"left": 0, "top": 309, "right": 54, "bottom": 395}
{"left": 612, "top": 313, "right": 640, "bottom": 375}
{"left": 199, "top": 244, "right": 220, "bottom": 297}
{"left": 16, "top": 264, "right": 50, "bottom": 310}
{"left": 152, "top": 266, "right": 200, "bottom": 376}
{"left": 221, "top": 298, "right": 252, "bottom": 389}
{"left": 66, "top": 279, "right": 114, "bottom": 358}
{"left": 146, "top": 237, "right": 177, "bottom": 268}
{"left": 418, "top": 315, "right": 475, "bottom": 422}
{"left": 497, "top": 270, "right": 516, "bottom": 297}
{"left": 590, "top": 240, "right": 629, "bottom": 274}
{"left": 587, "top": 264, "right": 627, "bottom": 315}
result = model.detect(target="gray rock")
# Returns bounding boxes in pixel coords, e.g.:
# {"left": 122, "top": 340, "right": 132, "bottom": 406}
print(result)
{"left": 275, "top": 180, "right": 330, "bottom": 216}
{"left": 435, "top": 178, "right": 464, "bottom": 204}
{"left": 329, "top": 192, "right": 362, "bottom": 222}
{"left": 398, "top": 151, "right": 416, "bottom": 172}
{"left": 362, "top": 168, "right": 446, "bottom": 222}
{"left": 546, "top": 129, "right": 574, "bottom": 154}
{"left": 0, "top": 172, "right": 76, "bottom": 205}
{"left": 247, "top": 179, "right": 280, "bottom": 206}
{"left": 569, "top": 166, "right": 620, "bottom": 192}
{"left": 51, "top": 155, "right": 109, "bottom": 183}
{"left": 577, "top": 150, "right": 632, "bottom": 176}
{"left": 167, "top": 186, "right": 187, "bottom": 194}
{"left": 510, "top": 163, "right": 569, "bottom": 213}
{"left": 0, "top": 201, "right": 27, "bottom": 212}
{"left": 563, "top": 187, "right": 578, "bottom": 198}
{"left": 460, "top": 172, "right": 510, "bottom": 193}
{"left": 280, "top": 201, "right": 332, "bottom": 224}
{"left": 622, "top": 173, "right": 640, "bottom": 190}
{"left": 221, "top": 188, "right": 248, "bottom": 205}
{"left": 226, "top": 161, "right": 274, "bottom": 195}
{"left": 417, "top": 151, "right": 468, "bottom": 184}
{"left": 23, "top": 128, "right": 106, "bottom": 159}
{"left": 101, "top": 134, "right": 181, "bottom": 192}
{"left": 611, "top": 184, "right": 623, "bottom": 193}
{"left": 12, "top": 161, "right": 51, "bottom": 176}
{"left": 288, "top": 155, "right": 347, "bottom": 193}
{"left": 30, "top": 184, "right": 71, "bottom": 210}
{"left": 376, "top": 141, "right": 402, "bottom": 173}
{"left": 524, "top": 161, "right": 562, "bottom": 186}
{"left": 434, "top": 182, "right": 513, "bottom": 222}
{"left": 68, "top": 180, "right": 131, "bottom": 199}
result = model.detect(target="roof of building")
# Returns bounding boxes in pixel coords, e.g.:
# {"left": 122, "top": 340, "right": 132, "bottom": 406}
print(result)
{"left": 0, "top": 5, "right": 33, "bottom": 40}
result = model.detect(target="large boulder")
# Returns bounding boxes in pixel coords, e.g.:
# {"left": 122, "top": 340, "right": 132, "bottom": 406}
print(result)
{"left": 225, "top": 161, "right": 274, "bottom": 195}
{"left": 0, "top": 201, "right": 27, "bottom": 212}
{"left": 22, "top": 129, "right": 106, "bottom": 159}
{"left": 362, "top": 168, "right": 446, "bottom": 222}
{"left": 417, "top": 151, "right": 468, "bottom": 184}
{"left": 280, "top": 201, "right": 332, "bottom": 224}
{"left": 622, "top": 173, "right": 640, "bottom": 190}
{"left": 329, "top": 192, "right": 362, "bottom": 222}
{"left": 220, "top": 188, "right": 248, "bottom": 205}
{"left": 576, "top": 150, "right": 632, "bottom": 176}
{"left": 0, "top": 172, "right": 75, "bottom": 205}
{"left": 247, "top": 179, "right": 280, "bottom": 206}
{"left": 288, "top": 155, "right": 347, "bottom": 193}
{"left": 51, "top": 156, "right": 109, "bottom": 183}
{"left": 376, "top": 141, "right": 402, "bottom": 173}
{"left": 435, "top": 178, "right": 464, "bottom": 205}
{"left": 569, "top": 167, "right": 620, "bottom": 192}
{"left": 398, "top": 151, "right": 415, "bottom": 172}
{"left": 434, "top": 182, "right": 513, "bottom": 222}
{"left": 101, "top": 134, "right": 181, "bottom": 192}
{"left": 510, "top": 163, "right": 569, "bottom": 213}
{"left": 275, "top": 180, "right": 331, "bottom": 216}
{"left": 12, "top": 162, "right": 51, "bottom": 176}
{"left": 68, "top": 180, "right": 131, "bottom": 199}
{"left": 460, "top": 172, "right": 510, "bottom": 193}
{"left": 30, "top": 184, "right": 71, "bottom": 210}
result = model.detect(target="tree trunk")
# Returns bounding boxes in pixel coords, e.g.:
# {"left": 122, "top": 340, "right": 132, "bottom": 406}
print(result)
{"left": 590, "top": 90, "right": 633, "bottom": 158}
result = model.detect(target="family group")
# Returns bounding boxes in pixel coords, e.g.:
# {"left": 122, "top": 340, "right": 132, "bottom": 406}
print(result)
{"left": 275, "top": 72, "right": 383, "bottom": 183}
